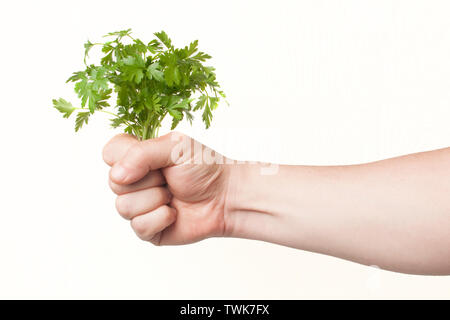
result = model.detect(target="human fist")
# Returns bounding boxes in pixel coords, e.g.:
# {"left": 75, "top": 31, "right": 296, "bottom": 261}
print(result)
{"left": 102, "top": 132, "right": 232, "bottom": 245}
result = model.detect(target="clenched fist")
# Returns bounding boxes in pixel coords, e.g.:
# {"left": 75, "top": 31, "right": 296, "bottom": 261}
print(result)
{"left": 102, "top": 132, "right": 233, "bottom": 245}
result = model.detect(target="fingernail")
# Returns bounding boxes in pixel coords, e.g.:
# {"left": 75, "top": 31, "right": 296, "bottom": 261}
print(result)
{"left": 111, "top": 164, "right": 127, "bottom": 181}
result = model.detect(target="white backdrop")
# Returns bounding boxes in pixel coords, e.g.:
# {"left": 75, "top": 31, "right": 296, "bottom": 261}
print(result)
{"left": 0, "top": 0, "right": 449, "bottom": 299}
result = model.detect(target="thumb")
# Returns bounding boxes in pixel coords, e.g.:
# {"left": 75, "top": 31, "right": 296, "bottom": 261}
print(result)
{"left": 102, "top": 133, "right": 138, "bottom": 166}
{"left": 110, "top": 131, "right": 188, "bottom": 185}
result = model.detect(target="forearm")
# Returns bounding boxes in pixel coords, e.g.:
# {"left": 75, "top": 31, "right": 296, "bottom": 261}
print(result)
{"left": 225, "top": 148, "right": 450, "bottom": 275}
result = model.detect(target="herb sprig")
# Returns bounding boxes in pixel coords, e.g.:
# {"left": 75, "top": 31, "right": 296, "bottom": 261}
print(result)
{"left": 53, "top": 29, "right": 226, "bottom": 140}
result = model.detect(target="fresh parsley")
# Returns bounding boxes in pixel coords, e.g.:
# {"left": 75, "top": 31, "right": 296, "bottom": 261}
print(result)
{"left": 53, "top": 29, "right": 226, "bottom": 140}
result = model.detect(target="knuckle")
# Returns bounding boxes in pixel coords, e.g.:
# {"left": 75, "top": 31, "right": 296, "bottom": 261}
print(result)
{"left": 127, "top": 144, "right": 146, "bottom": 163}
{"left": 115, "top": 196, "right": 131, "bottom": 219}
{"left": 167, "top": 132, "right": 192, "bottom": 164}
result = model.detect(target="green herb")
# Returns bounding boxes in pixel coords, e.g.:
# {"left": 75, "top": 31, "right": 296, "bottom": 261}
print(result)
{"left": 53, "top": 29, "right": 226, "bottom": 140}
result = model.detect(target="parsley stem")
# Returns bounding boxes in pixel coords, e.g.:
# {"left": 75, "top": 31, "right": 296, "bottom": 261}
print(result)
{"left": 142, "top": 123, "right": 149, "bottom": 141}
{"left": 74, "top": 108, "right": 118, "bottom": 118}
{"left": 74, "top": 108, "right": 134, "bottom": 130}
{"left": 99, "top": 110, "right": 119, "bottom": 117}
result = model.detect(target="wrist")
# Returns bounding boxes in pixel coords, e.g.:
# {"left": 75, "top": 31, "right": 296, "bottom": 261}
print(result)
{"left": 223, "top": 162, "right": 283, "bottom": 240}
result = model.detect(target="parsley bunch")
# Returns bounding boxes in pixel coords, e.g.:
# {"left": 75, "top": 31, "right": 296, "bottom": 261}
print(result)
{"left": 53, "top": 29, "right": 226, "bottom": 140}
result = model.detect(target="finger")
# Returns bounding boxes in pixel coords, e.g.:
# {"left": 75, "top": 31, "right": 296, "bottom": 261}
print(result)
{"left": 109, "top": 170, "right": 165, "bottom": 195}
{"left": 110, "top": 131, "right": 189, "bottom": 185}
{"left": 102, "top": 133, "right": 138, "bottom": 166}
{"left": 130, "top": 205, "right": 177, "bottom": 242}
{"left": 115, "top": 187, "right": 172, "bottom": 220}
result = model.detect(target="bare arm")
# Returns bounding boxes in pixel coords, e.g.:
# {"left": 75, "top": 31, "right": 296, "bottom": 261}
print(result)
{"left": 226, "top": 147, "right": 450, "bottom": 275}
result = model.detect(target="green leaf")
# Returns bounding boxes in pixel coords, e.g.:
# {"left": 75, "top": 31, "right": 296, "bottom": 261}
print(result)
{"left": 174, "top": 48, "right": 188, "bottom": 60}
{"left": 113, "top": 42, "right": 125, "bottom": 60}
{"left": 192, "top": 52, "right": 212, "bottom": 62}
{"left": 147, "top": 39, "right": 162, "bottom": 53}
{"left": 218, "top": 90, "right": 226, "bottom": 99}
{"left": 168, "top": 108, "right": 182, "bottom": 120}
{"left": 90, "top": 67, "right": 109, "bottom": 91}
{"left": 124, "top": 125, "right": 135, "bottom": 135}
{"left": 66, "top": 71, "right": 87, "bottom": 83}
{"left": 164, "top": 65, "right": 174, "bottom": 86}
{"left": 202, "top": 103, "right": 212, "bottom": 129}
{"left": 101, "top": 51, "right": 113, "bottom": 66}
{"left": 74, "top": 78, "right": 101, "bottom": 113}
{"left": 75, "top": 112, "right": 90, "bottom": 132}
{"left": 164, "top": 65, "right": 181, "bottom": 86}
{"left": 209, "top": 96, "right": 219, "bottom": 110}
{"left": 146, "top": 62, "right": 164, "bottom": 81}
{"left": 104, "top": 29, "right": 132, "bottom": 38}
{"left": 171, "top": 116, "right": 182, "bottom": 130}
{"left": 185, "top": 40, "right": 198, "bottom": 57}
{"left": 53, "top": 98, "right": 76, "bottom": 118}
{"left": 162, "top": 96, "right": 178, "bottom": 108}
{"left": 102, "top": 42, "right": 114, "bottom": 53}
{"left": 172, "top": 98, "right": 193, "bottom": 110}
{"left": 184, "top": 110, "right": 193, "bottom": 124}
{"left": 149, "top": 94, "right": 162, "bottom": 112}
{"left": 96, "top": 89, "right": 112, "bottom": 108}
{"left": 120, "top": 56, "right": 145, "bottom": 84}
{"left": 87, "top": 92, "right": 100, "bottom": 113}
{"left": 117, "top": 87, "right": 131, "bottom": 107}
{"left": 154, "top": 31, "right": 173, "bottom": 49}
{"left": 133, "top": 39, "right": 147, "bottom": 54}
{"left": 74, "top": 76, "right": 88, "bottom": 94}
{"left": 194, "top": 95, "right": 207, "bottom": 111}
{"left": 110, "top": 116, "right": 127, "bottom": 128}
{"left": 84, "top": 40, "right": 94, "bottom": 63}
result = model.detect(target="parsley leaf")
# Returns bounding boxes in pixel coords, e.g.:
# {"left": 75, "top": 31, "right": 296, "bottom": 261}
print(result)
{"left": 75, "top": 112, "right": 90, "bottom": 132}
{"left": 84, "top": 40, "right": 94, "bottom": 64}
{"left": 146, "top": 62, "right": 164, "bottom": 81}
{"left": 154, "top": 31, "right": 173, "bottom": 49}
{"left": 120, "top": 56, "right": 145, "bottom": 84}
{"left": 53, "top": 98, "right": 76, "bottom": 118}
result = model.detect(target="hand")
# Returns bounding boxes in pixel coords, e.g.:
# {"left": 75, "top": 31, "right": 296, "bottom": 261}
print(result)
{"left": 102, "top": 132, "right": 232, "bottom": 245}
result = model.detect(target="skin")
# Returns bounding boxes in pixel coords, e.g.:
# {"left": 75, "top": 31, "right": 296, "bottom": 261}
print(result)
{"left": 103, "top": 132, "right": 450, "bottom": 275}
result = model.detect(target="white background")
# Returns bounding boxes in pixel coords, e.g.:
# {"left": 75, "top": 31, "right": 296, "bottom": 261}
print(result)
{"left": 0, "top": 0, "right": 449, "bottom": 299}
